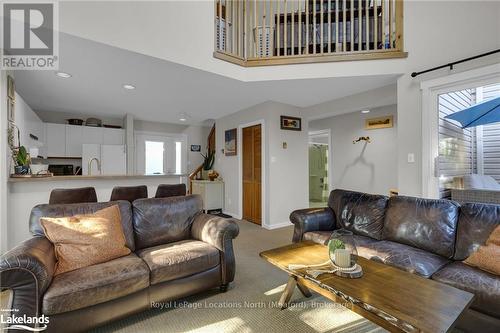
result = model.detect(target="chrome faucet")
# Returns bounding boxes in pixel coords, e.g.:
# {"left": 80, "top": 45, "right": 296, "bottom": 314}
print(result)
{"left": 88, "top": 158, "right": 101, "bottom": 176}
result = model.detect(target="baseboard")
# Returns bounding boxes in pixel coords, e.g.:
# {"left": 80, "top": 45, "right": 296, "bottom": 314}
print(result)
{"left": 262, "top": 221, "right": 293, "bottom": 230}
{"left": 223, "top": 211, "right": 242, "bottom": 219}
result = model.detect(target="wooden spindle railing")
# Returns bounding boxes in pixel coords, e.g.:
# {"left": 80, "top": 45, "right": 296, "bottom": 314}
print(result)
{"left": 214, "top": 0, "right": 406, "bottom": 66}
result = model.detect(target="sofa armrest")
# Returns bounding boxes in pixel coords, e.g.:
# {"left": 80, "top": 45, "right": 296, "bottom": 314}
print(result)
{"left": 0, "top": 237, "right": 56, "bottom": 323}
{"left": 191, "top": 214, "right": 239, "bottom": 285}
{"left": 290, "top": 207, "right": 336, "bottom": 243}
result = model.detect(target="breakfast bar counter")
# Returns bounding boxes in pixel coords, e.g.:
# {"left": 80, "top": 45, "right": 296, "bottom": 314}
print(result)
{"left": 7, "top": 173, "right": 187, "bottom": 250}
{"left": 8, "top": 173, "right": 186, "bottom": 182}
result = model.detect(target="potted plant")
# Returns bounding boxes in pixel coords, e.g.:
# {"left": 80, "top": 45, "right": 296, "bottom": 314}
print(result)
{"left": 200, "top": 150, "right": 215, "bottom": 180}
{"left": 13, "top": 146, "right": 30, "bottom": 175}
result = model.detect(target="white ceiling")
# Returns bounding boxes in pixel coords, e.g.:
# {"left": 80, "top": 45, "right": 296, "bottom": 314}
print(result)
{"left": 14, "top": 33, "right": 399, "bottom": 125}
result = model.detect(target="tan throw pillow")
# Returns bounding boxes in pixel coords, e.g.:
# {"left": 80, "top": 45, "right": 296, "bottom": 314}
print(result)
{"left": 40, "top": 205, "right": 131, "bottom": 275}
{"left": 464, "top": 225, "right": 500, "bottom": 276}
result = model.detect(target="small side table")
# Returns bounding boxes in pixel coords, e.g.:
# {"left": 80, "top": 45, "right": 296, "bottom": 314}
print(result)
{"left": 191, "top": 180, "right": 224, "bottom": 213}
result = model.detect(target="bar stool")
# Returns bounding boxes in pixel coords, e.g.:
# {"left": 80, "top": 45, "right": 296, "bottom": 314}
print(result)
{"left": 49, "top": 187, "right": 98, "bottom": 204}
{"left": 110, "top": 185, "right": 148, "bottom": 203}
{"left": 155, "top": 184, "right": 186, "bottom": 198}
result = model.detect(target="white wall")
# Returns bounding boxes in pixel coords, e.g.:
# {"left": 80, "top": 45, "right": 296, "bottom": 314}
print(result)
{"left": 14, "top": 93, "right": 45, "bottom": 157}
{"left": 309, "top": 105, "right": 398, "bottom": 195}
{"left": 397, "top": 0, "right": 500, "bottom": 196}
{"left": 0, "top": 71, "right": 8, "bottom": 253}
{"left": 215, "top": 101, "right": 308, "bottom": 229}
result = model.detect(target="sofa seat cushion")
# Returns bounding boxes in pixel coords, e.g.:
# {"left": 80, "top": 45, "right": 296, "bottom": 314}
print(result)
{"left": 137, "top": 240, "right": 220, "bottom": 285}
{"left": 302, "top": 231, "right": 332, "bottom": 245}
{"left": 358, "top": 241, "right": 450, "bottom": 278}
{"left": 302, "top": 232, "right": 449, "bottom": 278}
{"left": 42, "top": 254, "right": 149, "bottom": 315}
{"left": 432, "top": 262, "right": 500, "bottom": 318}
{"left": 303, "top": 231, "right": 379, "bottom": 248}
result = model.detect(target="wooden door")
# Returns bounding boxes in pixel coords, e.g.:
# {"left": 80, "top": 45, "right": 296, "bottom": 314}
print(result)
{"left": 242, "top": 124, "right": 262, "bottom": 224}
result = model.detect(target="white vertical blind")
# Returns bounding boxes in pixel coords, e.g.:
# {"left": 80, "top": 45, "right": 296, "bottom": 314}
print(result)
{"left": 480, "top": 83, "right": 500, "bottom": 182}
{"left": 438, "top": 89, "right": 475, "bottom": 198}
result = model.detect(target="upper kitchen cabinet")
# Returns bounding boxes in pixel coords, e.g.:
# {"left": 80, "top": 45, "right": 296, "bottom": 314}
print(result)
{"left": 82, "top": 126, "right": 104, "bottom": 144}
{"left": 65, "top": 125, "right": 83, "bottom": 157}
{"left": 45, "top": 123, "right": 66, "bottom": 157}
{"left": 102, "top": 128, "right": 124, "bottom": 145}
{"left": 44, "top": 123, "right": 125, "bottom": 158}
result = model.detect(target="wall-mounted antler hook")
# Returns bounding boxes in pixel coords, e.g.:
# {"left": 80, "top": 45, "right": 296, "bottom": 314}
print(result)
{"left": 353, "top": 136, "right": 371, "bottom": 144}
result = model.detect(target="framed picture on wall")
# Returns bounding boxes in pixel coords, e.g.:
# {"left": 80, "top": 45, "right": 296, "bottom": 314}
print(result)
{"left": 280, "top": 115, "right": 301, "bottom": 131}
{"left": 365, "top": 115, "right": 393, "bottom": 130}
{"left": 7, "top": 75, "right": 15, "bottom": 101}
{"left": 190, "top": 144, "right": 201, "bottom": 152}
{"left": 7, "top": 98, "right": 15, "bottom": 122}
{"left": 224, "top": 128, "right": 237, "bottom": 156}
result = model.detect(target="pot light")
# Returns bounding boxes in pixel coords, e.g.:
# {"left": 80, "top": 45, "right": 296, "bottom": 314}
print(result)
{"left": 361, "top": 110, "right": 370, "bottom": 114}
{"left": 55, "top": 71, "right": 72, "bottom": 78}
{"left": 179, "top": 113, "right": 188, "bottom": 122}
{"left": 123, "top": 84, "right": 136, "bottom": 90}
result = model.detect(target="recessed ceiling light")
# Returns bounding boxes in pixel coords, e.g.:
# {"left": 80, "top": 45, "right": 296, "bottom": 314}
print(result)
{"left": 361, "top": 110, "right": 370, "bottom": 114}
{"left": 179, "top": 113, "right": 188, "bottom": 122}
{"left": 123, "top": 84, "right": 136, "bottom": 90}
{"left": 55, "top": 71, "right": 72, "bottom": 78}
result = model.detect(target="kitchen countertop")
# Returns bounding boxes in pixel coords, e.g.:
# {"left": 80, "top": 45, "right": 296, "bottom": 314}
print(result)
{"left": 8, "top": 174, "right": 186, "bottom": 183}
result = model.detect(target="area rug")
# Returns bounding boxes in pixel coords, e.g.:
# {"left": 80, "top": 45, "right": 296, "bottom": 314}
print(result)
{"left": 93, "top": 220, "right": 385, "bottom": 333}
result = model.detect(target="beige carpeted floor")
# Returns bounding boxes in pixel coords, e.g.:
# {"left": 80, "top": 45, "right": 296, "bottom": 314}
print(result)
{"left": 93, "top": 220, "right": 385, "bottom": 333}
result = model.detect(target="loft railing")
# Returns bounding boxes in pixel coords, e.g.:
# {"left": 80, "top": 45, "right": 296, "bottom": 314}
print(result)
{"left": 214, "top": 0, "right": 406, "bottom": 66}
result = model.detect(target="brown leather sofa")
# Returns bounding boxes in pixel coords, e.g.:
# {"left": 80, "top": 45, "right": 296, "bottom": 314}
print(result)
{"left": 0, "top": 195, "right": 239, "bottom": 332}
{"left": 290, "top": 189, "right": 500, "bottom": 333}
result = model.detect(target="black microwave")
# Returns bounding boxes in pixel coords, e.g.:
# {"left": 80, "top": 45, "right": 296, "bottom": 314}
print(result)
{"left": 48, "top": 164, "right": 74, "bottom": 176}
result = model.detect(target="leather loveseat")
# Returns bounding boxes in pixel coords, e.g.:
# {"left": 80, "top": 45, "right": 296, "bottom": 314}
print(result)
{"left": 0, "top": 195, "right": 239, "bottom": 332}
{"left": 290, "top": 189, "right": 500, "bottom": 333}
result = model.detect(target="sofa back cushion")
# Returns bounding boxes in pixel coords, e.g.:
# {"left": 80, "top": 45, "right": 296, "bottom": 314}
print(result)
{"left": 383, "top": 196, "right": 459, "bottom": 258}
{"left": 30, "top": 201, "right": 135, "bottom": 251}
{"left": 328, "top": 189, "right": 388, "bottom": 240}
{"left": 132, "top": 195, "right": 202, "bottom": 250}
{"left": 454, "top": 202, "right": 500, "bottom": 260}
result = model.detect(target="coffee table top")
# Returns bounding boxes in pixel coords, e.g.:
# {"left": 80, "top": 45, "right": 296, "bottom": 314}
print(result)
{"left": 260, "top": 241, "right": 474, "bottom": 333}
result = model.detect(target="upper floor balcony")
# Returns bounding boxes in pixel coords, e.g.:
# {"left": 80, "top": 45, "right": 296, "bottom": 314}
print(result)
{"left": 214, "top": 0, "right": 407, "bottom": 66}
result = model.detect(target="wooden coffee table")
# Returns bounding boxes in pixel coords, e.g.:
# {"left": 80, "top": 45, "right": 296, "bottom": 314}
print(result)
{"left": 260, "top": 241, "right": 474, "bottom": 333}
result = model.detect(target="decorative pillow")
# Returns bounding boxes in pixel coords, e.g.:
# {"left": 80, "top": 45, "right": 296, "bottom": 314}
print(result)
{"left": 40, "top": 205, "right": 131, "bottom": 275}
{"left": 464, "top": 225, "right": 500, "bottom": 275}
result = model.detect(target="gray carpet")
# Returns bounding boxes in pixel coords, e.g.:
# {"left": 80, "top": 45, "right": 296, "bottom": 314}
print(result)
{"left": 93, "top": 220, "right": 385, "bottom": 333}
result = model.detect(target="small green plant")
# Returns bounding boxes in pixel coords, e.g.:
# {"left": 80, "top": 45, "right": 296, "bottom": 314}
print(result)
{"left": 14, "top": 146, "right": 30, "bottom": 166}
{"left": 328, "top": 238, "right": 345, "bottom": 254}
{"left": 200, "top": 150, "right": 215, "bottom": 170}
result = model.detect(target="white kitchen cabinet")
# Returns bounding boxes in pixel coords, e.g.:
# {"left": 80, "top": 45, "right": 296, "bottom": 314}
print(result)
{"left": 82, "top": 126, "right": 103, "bottom": 144}
{"left": 45, "top": 123, "right": 66, "bottom": 157}
{"left": 65, "top": 125, "right": 83, "bottom": 157}
{"left": 102, "top": 128, "right": 124, "bottom": 145}
{"left": 191, "top": 180, "right": 224, "bottom": 212}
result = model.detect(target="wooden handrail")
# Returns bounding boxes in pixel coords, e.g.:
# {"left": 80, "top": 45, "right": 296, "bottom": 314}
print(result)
{"left": 189, "top": 123, "right": 216, "bottom": 194}
{"left": 215, "top": 0, "right": 406, "bottom": 66}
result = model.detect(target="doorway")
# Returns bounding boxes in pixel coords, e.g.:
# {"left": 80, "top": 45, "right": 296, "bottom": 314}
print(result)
{"left": 309, "top": 130, "right": 331, "bottom": 207}
{"left": 242, "top": 124, "right": 262, "bottom": 224}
